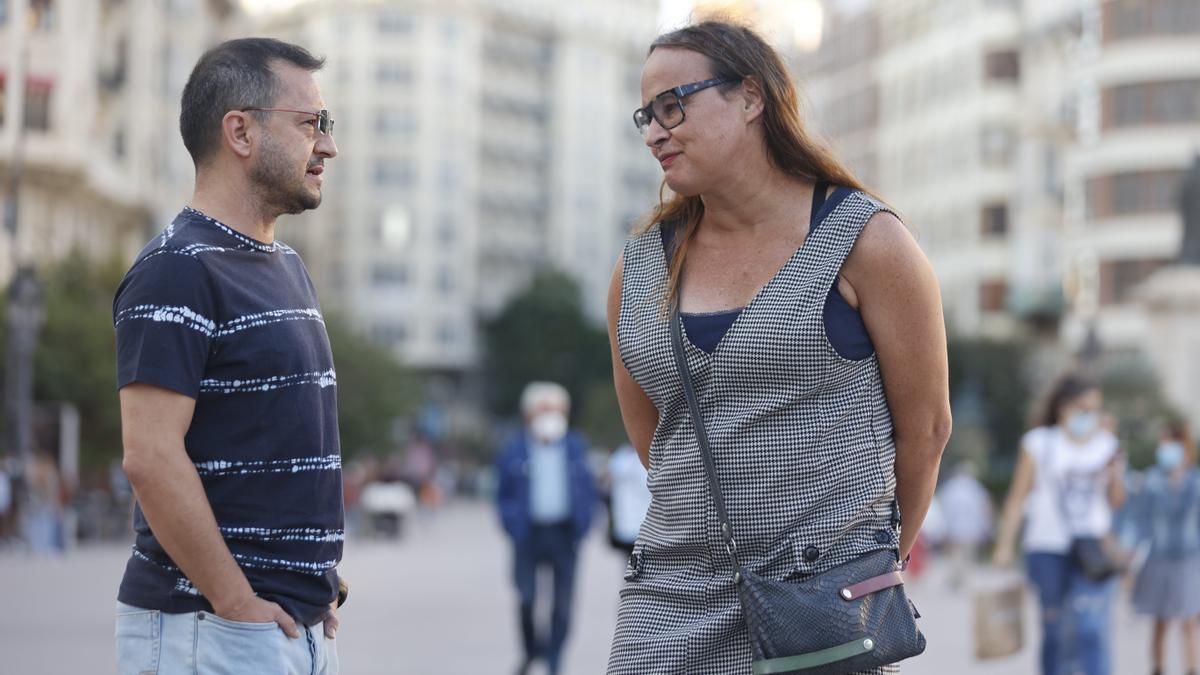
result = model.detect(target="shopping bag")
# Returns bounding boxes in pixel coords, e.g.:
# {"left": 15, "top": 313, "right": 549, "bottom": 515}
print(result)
{"left": 973, "top": 581, "right": 1024, "bottom": 659}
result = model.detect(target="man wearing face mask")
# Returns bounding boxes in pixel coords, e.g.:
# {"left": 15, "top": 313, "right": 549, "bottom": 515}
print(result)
{"left": 1128, "top": 423, "right": 1200, "bottom": 675}
{"left": 495, "top": 382, "right": 597, "bottom": 675}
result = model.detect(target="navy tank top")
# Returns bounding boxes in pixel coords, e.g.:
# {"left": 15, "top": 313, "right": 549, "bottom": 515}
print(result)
{"left": 666, "top": 182, "right": 874, "bottom": 360}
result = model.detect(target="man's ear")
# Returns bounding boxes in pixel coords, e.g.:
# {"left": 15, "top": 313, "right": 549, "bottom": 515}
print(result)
{"left": 222, "top": 110, "right": 254, "bottom": 160}
{"left": 739, "top": 76, "right": 766, "bottom": 125}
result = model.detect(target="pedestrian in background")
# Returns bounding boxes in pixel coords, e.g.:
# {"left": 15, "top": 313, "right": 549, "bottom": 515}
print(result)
{"left": 495, "top": 382, "right": 597, "bottom": 675}
{"left": 606, "top": 19, "right": 950, "bottom": 673}
{"left": 113, "top": 38, "right": 343, "bottom": 674}
{"left": 607, "top": 442, "right": 651, "bottom": 555}
{"left": 938, "top": 461, "right": 994, "bottom": 589}
{"left": 1127, "top": 422, "right": 1200, "bottom": 675}
{"left": 993, "top": 374, "right": 1126, "bottom": 675}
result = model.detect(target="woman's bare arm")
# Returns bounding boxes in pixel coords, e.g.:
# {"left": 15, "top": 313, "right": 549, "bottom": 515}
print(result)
{"left": 842, "top": 210, "right": 952, "bottom": 559}
{"left": 607, "top": 253, "right": 659, "bottom": 468}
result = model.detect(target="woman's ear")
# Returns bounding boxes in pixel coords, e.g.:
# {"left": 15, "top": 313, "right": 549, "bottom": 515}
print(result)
{"left": 739, "top": 76, "right": 766, "bottom": 124}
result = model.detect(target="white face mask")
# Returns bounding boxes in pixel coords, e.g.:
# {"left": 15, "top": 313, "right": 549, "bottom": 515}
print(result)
{"left": 1065, "top": 411, "right": 1099, "bottom": 441}
{"left": 1157, "top": 442, "right": 1186, "bottom": 470}
{"left": 531, "top": 412, "right": 567, "bottom": 443}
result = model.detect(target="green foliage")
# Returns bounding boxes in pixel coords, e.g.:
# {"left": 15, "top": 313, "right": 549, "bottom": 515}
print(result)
{"left": 482, "top": 270, "right": 613, "bottom": 434}
{"left": 577, "top": 379, "right": 627, "bottom": 451}
{"left": 322, "top": 314, "right": 422, "bottom": 459}
{"left": 0, "top": 251, "right": 128, "bottom": 468}
{"left": 0, "top": 252, "right": 419, "bottom": 468}
{"left": 1100, "top": 355, "right": 1179, "bottom": 469}
{"left": 946, "top": 336, "right": 1035, "bottom": 468}
{"left": 948, "top": 334, "right": 1179, "bottom": 492}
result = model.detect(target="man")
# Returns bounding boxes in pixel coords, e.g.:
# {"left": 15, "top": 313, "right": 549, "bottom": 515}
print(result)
{"left": 113, "top": 38, "right": 342, "bottom": 674}
{"left": 938, "top": 460, "right": 993, "bottom": 589}
{"left": 496, "top": 383, "right": 597, "bottom": 675}
{"left": 606, "top": 442, "right": 650, "bottom": 555}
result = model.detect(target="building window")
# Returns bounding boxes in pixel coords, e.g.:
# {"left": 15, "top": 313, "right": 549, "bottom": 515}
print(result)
{"left": 30, "top": 0, "right": 54, "bottom": 31}
{"left": 376, "top": 62, "right": 413, "bottom": 85}
{"left": 1103, "top": 0, "right": 1200, "bottom": 42}
{"left": 1099, "top": 258, "right": 1169, "bottom": 305}
{"left": 436, "top": 266, "right": 455, "bottom": 293}
{"left": 23, "top": 81, "right": 52, "bottom": 131}
{"left": 984, "top": 50, "right": 1020, "bottom": 81}
{"left": 377, "top": 205, "right": 412, "bottom": 247}
{"left": 981, "top": 203, "right": 1009, "bottom": 238}
{"left": 437, "top": 217, "right": 456, "bottom": 244}
{"left": 374, "top": 159, "right": 414, "bottom": 188}
{"left": 377, "top": 11, "right": 413, "bottom": 35}
{"left": 371, "top": 322, "right": 409, "bottom": 347}
{"left": 371, "top": 263, "right": 409, "bottom": 286}
{"left": 375, "top": 109, "right": 417, "bottom": 136}
{"left": 436, "top": 320, "right": 458, "bottom": 345}
{"left": 979, "top": 281, "right": 1008, "bottom": 313}
{"left": 1103, "top": 80, "right": 1200, "bottom": 129}
{"left": 1086, "top": 170, "right": 1184, "bottom": 218}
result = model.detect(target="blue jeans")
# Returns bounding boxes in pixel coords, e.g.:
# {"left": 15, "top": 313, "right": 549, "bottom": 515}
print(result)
{"left": 115, "top": 602, "right": 338, "bottom": 675}
{"left": 1026, "top": 552, "right": 1115, "bottom": 675}
{"left": 514, "top": 523, "right": 579, "bottom": 674}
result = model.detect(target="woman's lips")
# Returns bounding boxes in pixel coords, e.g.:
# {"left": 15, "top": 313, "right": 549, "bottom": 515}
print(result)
{"left": 659, "top": 152, "right": 680, "bottom": 169}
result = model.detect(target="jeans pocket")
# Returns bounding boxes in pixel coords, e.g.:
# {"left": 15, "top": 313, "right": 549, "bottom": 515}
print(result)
{"left": 200, "top": 612, "right": 280, "bottom": 632}
{"left": 115, "top": 607, "right": 160, "bottom": 675}
{"left": 196, "top": 611, "right": 287, "bottom": 672}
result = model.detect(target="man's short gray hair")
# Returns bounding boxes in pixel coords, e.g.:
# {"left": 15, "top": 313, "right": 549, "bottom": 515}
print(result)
{"left": 520, "top": 382, "right": 571, "bottom": 415}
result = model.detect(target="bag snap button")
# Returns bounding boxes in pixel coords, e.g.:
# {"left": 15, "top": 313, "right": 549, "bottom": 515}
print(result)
{"left": 802, "top": 545, "right": 820, "bottom": 562}
{"left": 875, "top": 529, "right": 891, "bottom": 544}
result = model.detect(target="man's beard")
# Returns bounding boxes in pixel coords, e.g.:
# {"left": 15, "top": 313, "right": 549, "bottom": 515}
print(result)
{"left": 250, "top": 134, "right": 320, "bottom": 216}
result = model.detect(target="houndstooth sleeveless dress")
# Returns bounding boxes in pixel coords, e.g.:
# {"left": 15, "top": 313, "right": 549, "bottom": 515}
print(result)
{"left": 607, "top": 190, "right": 904, "bottom": 675}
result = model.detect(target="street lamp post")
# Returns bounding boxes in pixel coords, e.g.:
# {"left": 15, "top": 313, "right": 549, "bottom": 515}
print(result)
{"left": 3, "top": 0, "right": 45, "bottom": 546}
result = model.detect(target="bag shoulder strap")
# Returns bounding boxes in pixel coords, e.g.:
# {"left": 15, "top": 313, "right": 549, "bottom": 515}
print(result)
{"left": 669, "top": 303, "right": 743, "bottom": 576}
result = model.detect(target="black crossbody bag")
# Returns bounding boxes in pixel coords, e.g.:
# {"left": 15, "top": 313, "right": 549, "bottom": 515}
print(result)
{"left": 669, "top": 304, "right": 926, "bottom": 674}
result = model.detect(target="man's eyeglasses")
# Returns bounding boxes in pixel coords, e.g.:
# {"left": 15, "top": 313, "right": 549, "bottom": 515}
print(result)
{"left": 240, "top": 107, "right": 335, "bottom": 136}
{"left": 632, "top": 77, "right": 738, "bottom": 135}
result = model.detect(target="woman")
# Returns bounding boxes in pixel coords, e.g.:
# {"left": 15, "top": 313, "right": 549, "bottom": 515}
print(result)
{"left": 1128, "top": 423, "right": 1200, "bottom": 675}
{"left": 605, "top": 21, "right": 951, "bottom": 674}
{"left": 993, "top": 375, "right": 1126, "bottom": 675}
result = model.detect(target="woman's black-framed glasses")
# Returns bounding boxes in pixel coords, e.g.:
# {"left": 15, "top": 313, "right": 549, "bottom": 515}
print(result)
{"left": 240, "top": 107, "right": 335, "bottom": 136}
{"left": 632, "top": 77, "right": 737, "bottom": 135}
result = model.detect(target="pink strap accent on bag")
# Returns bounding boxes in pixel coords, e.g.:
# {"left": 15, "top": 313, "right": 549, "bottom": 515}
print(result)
{"left": 838, "top": 570, "right": 905, "bottom": 602}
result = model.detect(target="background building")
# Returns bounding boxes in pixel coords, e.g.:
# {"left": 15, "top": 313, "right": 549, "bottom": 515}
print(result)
{"left": 257, "top": 0, "right": 661, "bottom": 372}
{"left": 0, "top": 0, "right": 241, "bottom": 281}
{"left": 803, "top": 0, "right": 1200, "bottom": 425}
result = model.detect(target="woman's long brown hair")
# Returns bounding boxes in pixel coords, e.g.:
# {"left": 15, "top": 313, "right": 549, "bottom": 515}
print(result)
{"left": 639, "top": 20, "right": 871, "bottom": 308}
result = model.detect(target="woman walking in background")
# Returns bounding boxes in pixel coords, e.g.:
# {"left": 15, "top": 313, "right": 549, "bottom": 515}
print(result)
{"left": 993, "top": 374, "right": 1126, "bottom": 675}
{"left": 1128, "top": 422, "right": 1200, "bottom": 675}
{"left": 606, "top": 19, "right": 950, "bottom": 674}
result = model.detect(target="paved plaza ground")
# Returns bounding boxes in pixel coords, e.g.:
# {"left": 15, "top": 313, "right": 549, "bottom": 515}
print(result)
{"left": 0, "top": 501, "right": 1183, "bottom": 674}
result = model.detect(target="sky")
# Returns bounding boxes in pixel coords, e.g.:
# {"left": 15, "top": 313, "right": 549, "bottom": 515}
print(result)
{"left": 241, "top": 0, "right": 824, "bottom": 50}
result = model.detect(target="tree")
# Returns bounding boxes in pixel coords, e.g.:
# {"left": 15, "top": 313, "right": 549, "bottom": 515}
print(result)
{"left": 323, "top": 314, "right": 423, "bottom": 458}
{"left": 0, "top": 252, "right": 421, "bottom": 471}
{"left": 482, "top": 270, "right": 613, "bottom": 435}
{"left": 0, "top": 251, "right": 128, "bottom": 469}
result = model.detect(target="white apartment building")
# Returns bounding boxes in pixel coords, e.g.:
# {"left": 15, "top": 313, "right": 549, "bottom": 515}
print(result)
{"left": 0, "top": 0, "right": 240, "bottom": 281}
{"left": 1062, "top": 0, "right": 1200, "bottom": 350}
{"left": 805, "top": 0, "right": 1200, "bottom": 410}
{"left": 258, "top": 0, "right": 660, "bottom": 371}
{"left": 806, "top": 0, "right": 1026, "bottom": 337}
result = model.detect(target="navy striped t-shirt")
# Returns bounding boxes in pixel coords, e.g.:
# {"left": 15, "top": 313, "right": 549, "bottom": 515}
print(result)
{"left": 113, "top": 207, "right": 343, "bottom": 625}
